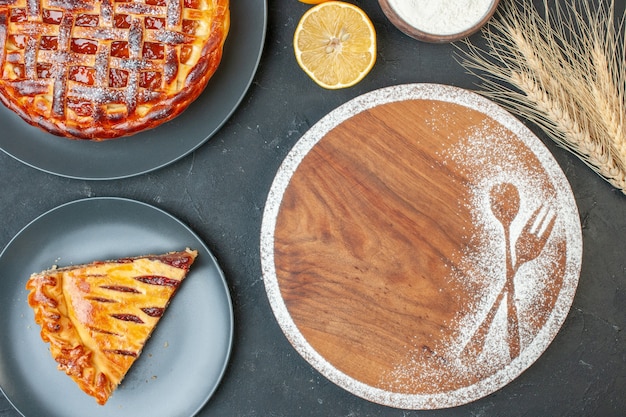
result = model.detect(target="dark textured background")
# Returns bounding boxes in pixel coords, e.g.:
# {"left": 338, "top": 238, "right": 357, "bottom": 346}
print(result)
{"left": 1, "top": 0, "right": 625, "bottom": 416}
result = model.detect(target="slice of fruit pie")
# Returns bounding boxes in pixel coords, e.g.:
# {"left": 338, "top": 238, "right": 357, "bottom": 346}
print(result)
{"left": 25, "top": 248, "right": 197, "bottom": 405}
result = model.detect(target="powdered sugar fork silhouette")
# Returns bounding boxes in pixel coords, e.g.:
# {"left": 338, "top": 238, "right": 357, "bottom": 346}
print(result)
{"left": 462, "top": 183, "right": 556, "bottom": 360}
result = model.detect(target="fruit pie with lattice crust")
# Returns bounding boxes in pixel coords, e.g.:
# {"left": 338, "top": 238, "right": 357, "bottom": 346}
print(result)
{"left": 0, "top": 0, "right": 229, "bottom": 140}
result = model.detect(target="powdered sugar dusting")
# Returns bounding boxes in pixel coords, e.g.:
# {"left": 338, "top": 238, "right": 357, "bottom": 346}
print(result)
{"left": 379, "top": 118, "right": 580, "bottom": 404}
{"left": 116, "top": 3, "right": 163, "bottom": 16}
{"left": 260, "top": 84, "right": 582, "bottom": 409}
{"left": 155, "top": 30, "right": 190, "bottom": 45}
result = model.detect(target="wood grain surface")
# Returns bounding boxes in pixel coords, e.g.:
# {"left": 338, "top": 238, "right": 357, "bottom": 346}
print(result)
{"left": 266, "top": 86, "right": 580, "bottom": 408}
{"left": 275, "top": 100, "right": 476, "bottom": 390}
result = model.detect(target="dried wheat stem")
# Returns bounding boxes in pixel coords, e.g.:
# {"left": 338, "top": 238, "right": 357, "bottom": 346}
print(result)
{"left": 589, "top": 44, "right": 626, "bottom": 172}
{"left": 458, "top": 0, "right": 626, "bottom": 194}
{"left": 591, "top": 46, "right": 622, "bottom": 135}
{"left": 506, "top": 19, "right": 626, "bottom": 178}
{"left": 510, "top": 71, "right": 626, "bottom": 191}
{"left": 583, "top": 0, "right": 626, "bottom": 170}
{"left": 502, "top": 17, "right": 626, "bottom": 186}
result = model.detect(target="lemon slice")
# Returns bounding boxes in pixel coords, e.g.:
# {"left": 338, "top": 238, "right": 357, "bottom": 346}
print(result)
{"left": 294, "top": 1, "right": 377, "bottom": 89}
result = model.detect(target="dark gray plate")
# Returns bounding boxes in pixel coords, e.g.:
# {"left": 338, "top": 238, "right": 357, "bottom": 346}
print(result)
{"left": 0, "top": 0, "right": 266, "bottom": 180}
{"left": 0, "top": 197, "right": 233, "bottom": 417}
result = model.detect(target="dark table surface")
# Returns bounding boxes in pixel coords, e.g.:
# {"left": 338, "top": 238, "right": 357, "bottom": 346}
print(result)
{"left": 1, "top": 0, "right": 625, "bottom": 416}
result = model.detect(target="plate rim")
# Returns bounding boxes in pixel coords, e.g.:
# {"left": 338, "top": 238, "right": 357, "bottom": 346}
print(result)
{"left": 0, "top": 0, "right": 268, "bottom": 181}
{"left": 0, "top": 196, "right": 234, "bottom": 417}
{"left": 260, "top": 83, "right": 583, "bottom": 410}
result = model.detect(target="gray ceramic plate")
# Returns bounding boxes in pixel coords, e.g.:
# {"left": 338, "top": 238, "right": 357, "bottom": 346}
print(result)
{"left": 0, "top": 0, "right": 266, "bottom": 180}
{"left": 0, "top": 197, "right": 233, "bottom": 417}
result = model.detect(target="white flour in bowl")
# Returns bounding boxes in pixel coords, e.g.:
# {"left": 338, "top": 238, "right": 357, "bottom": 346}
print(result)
{"left": 388, "top": 0, "right": 496, "bottom": 36}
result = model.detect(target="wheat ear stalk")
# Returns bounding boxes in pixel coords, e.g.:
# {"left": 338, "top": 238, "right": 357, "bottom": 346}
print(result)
{"left": 511, "top": 71, "right": 626, "bottom": 188}
{"left": 458, "top": 0, "right": 626, "bottom": 194}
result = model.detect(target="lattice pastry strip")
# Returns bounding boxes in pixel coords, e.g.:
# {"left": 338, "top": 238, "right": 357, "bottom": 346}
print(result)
{"left": 0, "top": 0, "right": 229, "bottom": 139}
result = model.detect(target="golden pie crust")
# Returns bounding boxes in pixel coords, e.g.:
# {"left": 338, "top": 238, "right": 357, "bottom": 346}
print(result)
{"left": 0, "top": 0, "right": 229, "bottom": 140}
{"left": 25, "top": 249, "right": 197, "bottom": 405}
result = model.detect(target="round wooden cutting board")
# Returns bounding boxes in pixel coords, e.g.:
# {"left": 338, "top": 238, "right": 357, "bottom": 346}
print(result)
{"left": 260, "top": 84, "right": 582, "bottom": 409}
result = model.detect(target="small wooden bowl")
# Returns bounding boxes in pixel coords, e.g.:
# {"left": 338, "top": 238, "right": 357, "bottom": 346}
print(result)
{"left": 378, "top": 0, "right": 500, "bottom": 43}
